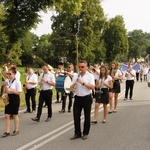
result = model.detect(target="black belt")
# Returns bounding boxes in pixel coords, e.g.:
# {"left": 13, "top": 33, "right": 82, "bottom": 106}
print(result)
{"left": 27, "top": 88, "right": 36, "bottom": 90}
{"left": 76, "top": 94, "right": 91, "bottom": 98}
{"left": 41, "top": 89, "right": 52, "bottom": 92}
{"left": 127, "top": 80, "right": 134, "bottom": 81}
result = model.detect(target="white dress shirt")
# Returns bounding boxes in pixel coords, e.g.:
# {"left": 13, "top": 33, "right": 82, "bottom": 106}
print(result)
{"left": 7, "top": 78, "right": 22, "bottom": 94}
{"left": 72, "top": 71, "right": 95, "bottom": 96}
{"left": 26, "top": 73, "right": 38, "bottom": 89}
{"left": 39, "top": 71, "right": 55, "bottom": 90}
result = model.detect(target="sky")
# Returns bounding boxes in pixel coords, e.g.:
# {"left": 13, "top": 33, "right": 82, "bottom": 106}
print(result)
{"left": 31, "top": 0, "right": 150, "bottom": 37}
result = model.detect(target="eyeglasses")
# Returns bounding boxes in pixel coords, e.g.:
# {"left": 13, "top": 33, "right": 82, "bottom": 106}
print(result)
{"left": 7, "top": 73, "right": 12, "bottom": 75}
{"left": 78, "top": 66, "right": 85, "bottom": 69}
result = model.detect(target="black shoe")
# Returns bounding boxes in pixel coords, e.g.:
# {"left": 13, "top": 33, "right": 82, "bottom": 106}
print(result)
{"left": 82, "top": 134, "right": 88, "bottom": 140}
{"left": 91, "top": 121, "right": 97, "bottom": 124}
{"left": 31, "top": 117, "right": 40, "bottom": 122}
{"left": 108, "top": 111, "right": 113, "bottom": 114}
{"left": 68, "top": 109, "right": 71, "bottom": 113}
{"left": 55, "top": 101, "right": 61, "bottom": 103}
{"left": 45, "top": 117, "right": 51, "bottom": 122}
{"left": 70, "top": 135, "right": 81, "bottom": 140}
{"left": 2, "top": 132, "right": 10, "bottom": 138}
{"left": 59, "top": 110, "right": 65, "bottom": 113}
{"left": 11, "top": 131, "right": 19, "bottom": 136}
{"left": 130, "top": 98, "right": 133, "bottom": 100}
{"left": 102, "top": 120, "right": 106, "bottom": 123}
{"left": 24, "top": 110, "right": 31, "bottom": 113}
{"left": 124, "top": 98, "right": 127, "bottom": 101}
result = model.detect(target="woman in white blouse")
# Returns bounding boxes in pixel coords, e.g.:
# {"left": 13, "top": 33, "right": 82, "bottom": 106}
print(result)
{"left": 109, "top": 62, "right": 122, "bottom": 113}
{"left": 91, "top": 65, "right": 113, "bottom": 124}
{"left": 2, "top": 67, "right": 22, "bottom": 138}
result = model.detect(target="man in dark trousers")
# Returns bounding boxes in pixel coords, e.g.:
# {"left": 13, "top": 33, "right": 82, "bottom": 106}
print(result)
{"left": 31, "top": 64, "right": 55, "bottom": 122}
{"left": 70, "top": 60, "right": 95, "bottom": 140}
{"left": 124, "top": 64, "right": 136, "bottom": 100}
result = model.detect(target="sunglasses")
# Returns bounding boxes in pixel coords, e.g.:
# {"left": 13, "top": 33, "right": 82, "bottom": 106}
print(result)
{"left": 78, "top": 66, "right": 85, "bottom": 69}
{"left": 7, "top": 73, "right": 12, "bottom": 75}
{"left": 68, "top": 67, "right": 71, "bottom": 68}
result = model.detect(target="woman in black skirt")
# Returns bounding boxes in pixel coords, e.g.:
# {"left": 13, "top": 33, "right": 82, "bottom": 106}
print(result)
{"left": 2, "top": 67, "right": 22, "bottom": 137}
{"left": 91, "top": 65, "right": 113, "bottom": 124}
{"left": 108, "top": 62, "right": 123, "bottom": 113}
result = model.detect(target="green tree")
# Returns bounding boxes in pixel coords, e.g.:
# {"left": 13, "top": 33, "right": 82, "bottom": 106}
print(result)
{"left": 20, "top": 32, "right": 39, "bottom": 66}
{"left": 127, "top": 30, "right": 146, "bottom": 62}
{"left": 0, "top": 3, "right": 8, "bottom": 64}
{"left": 0, "top": 0, "right": 84, "bottom": 62}
{"left": 35, "top": 34, "right": 55, "bottom": 65}
{"left": 103, "top": 15, "right": 129, "bottom": 63}
{"left": 51, "top": 0, "right": 106, "bottom": 65}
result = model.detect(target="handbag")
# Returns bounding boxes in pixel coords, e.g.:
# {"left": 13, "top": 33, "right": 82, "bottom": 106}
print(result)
{"left": 147, "top": 82, "right": 150, "bottom": 87}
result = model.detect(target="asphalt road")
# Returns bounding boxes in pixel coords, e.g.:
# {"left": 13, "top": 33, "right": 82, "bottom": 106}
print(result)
{"left": 0, "top": 80, "right": 150, "bottom": 150}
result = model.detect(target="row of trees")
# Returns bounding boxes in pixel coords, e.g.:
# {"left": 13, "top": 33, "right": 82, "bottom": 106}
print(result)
{"left": 0, "top": 0, "right": 150, "bottom": 68}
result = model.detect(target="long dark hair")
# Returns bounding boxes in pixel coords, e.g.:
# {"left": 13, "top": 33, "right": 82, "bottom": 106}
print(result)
{"left": 109, "top": 62, "right": 118, "bottom": 75}
{"left": 99, "top": 65, "right": 108, "bottom": 80}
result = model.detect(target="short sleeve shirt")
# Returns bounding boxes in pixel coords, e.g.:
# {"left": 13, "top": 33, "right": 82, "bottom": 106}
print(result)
{"left": 72, "top": 71, "right": 95, "bottom": 96}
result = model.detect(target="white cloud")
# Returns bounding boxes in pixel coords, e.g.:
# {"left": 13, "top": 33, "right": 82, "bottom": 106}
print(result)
{"left": 101, "top": 0, "right": 150, "bottom": 33}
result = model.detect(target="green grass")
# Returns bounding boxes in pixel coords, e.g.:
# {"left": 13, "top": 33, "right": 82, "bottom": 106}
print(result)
{"left": 0, "top": 67, "right": 57, "bottom": 112}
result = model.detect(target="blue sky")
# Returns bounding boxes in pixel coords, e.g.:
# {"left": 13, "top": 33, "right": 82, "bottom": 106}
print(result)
{"left": 31, "top": 0, "right": 150, "bottom": 36}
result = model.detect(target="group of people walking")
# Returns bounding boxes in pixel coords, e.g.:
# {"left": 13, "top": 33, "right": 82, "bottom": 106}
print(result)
{"left": 1, "top": 60, "right": 149, "bottom": 141}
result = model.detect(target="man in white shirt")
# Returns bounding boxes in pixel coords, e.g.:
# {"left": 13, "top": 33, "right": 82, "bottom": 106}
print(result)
{"left": 124, "top": 64, "right": 136, "bottom": 100}
{"left": 24, "top": 68, "right": 38, "bottom": 113}
{"left": 31, "top": 64, "right": 55, "bottom": 122}
{"left": 70, "top": 60, "right": 95, "bottom": 140}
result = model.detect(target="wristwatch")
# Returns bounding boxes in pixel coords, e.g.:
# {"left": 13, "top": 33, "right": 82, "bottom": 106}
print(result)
{"left": 82, "top": 82, "right": 85, "bottom": 85}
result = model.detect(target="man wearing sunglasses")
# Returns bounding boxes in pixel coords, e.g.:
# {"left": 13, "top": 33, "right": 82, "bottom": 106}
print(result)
{"left": 70, "top": 60, "right": 95, "bottom": 140}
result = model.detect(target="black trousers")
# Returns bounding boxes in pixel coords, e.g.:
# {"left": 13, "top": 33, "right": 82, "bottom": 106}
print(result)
{"left": 56, "top": 91, "right": 63, "bottom": 101}
{"left": 125, "top": 80, "right": 134, "bottom": 99}
{"left": 25, "top": 88, "right": 36, "bottom": 112}
{"left": 73, "top": 94, "right": 92, "bottom": 136}
{"left": 36, "top": 90, "right": 52, "bottom": 119}
{"left": 136, "top": 72, "right": 139, "bottom": 81}
{"left": 61, "top": 92, "right": 73, "bottom": 111}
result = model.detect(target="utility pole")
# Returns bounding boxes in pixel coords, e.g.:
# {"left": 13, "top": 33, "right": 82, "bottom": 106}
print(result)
{"left": 75, "top": 17, "right": 81, "bottom": 72}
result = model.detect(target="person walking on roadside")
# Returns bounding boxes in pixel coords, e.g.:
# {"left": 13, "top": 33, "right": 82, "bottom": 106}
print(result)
{"left": 108, "top": 62, "right": 122, "bottom": 113}
{"left": 124, "top": 64, "right": 136, "bottom": 100}
{"left": 59, "top": 63, "right": 76, "bottom": 113}
{"left": 24, "top": 68, "right": 38, "bottom": 113}
{"left": 91, "top": 63, "right": 100, "bottom": 99}
{"left": 70, "top": 60, "right": 95, "bottom": 140}
{"left": 91, "top": 65, "right": 113, "bottom": 124}
{"left": 55, "top": 64, "right": 64, "bottom": 103}
{"left": 2, "top": 67, "right": 22, "bottom": 137}
{"left": 31, "top": 64, "right": 55, "bottom": 122}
